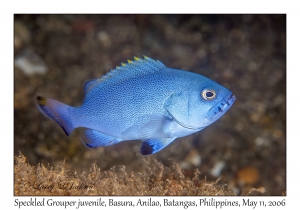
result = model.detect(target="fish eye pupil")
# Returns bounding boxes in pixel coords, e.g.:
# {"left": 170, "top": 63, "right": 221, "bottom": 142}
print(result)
{"left": 206, "top": 91, "right": 214, "bottom": 97}
{"left": 202, "top": 89, "right": 216, "bottom": 100}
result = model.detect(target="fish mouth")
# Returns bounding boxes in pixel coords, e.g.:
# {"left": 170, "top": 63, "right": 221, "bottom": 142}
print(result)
{"left": 205, "top": 93, "right": 236, "bottom": 122}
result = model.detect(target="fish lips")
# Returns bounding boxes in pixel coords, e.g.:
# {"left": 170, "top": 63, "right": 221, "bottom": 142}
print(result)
{"left": 205, "top": 92, "right": 236, "bottom": 123}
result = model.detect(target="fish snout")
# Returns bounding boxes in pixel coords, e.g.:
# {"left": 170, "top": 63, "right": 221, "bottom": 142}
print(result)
{"left": 205, "top": 93, "right": 236, "bottom": 122}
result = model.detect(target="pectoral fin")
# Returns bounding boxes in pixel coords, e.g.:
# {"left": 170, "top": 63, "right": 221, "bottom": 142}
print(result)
{"left": 121, "top": 114, "right": 169, "bottom": 139}
{"left": 80, "top": 128, "right": 120, "bottom": 148}
{"left": 140, "top": 137, "right": 176, "bottom": 155}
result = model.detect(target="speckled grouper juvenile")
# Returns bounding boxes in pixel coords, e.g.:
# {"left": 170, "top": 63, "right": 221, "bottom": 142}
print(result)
{"left": 36, "top": 56, "right": 235, "bottom": 155}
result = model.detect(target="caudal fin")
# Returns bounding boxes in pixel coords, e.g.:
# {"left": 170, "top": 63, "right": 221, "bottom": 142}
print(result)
{"left": 36, "top": 96, "right": 76, "bottom": 136}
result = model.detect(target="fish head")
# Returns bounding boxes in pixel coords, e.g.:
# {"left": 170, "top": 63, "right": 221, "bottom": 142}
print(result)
{"left": 164, "top": 77, "right": 235, "bottom": 130}
{"left": 200, "top": 83, "right": 236, "bottom": 126}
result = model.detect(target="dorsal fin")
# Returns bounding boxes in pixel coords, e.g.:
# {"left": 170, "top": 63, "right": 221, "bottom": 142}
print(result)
{"left": 83, "top": 79, "right": 98, "bottom": 95}
{"left": 102, "top": 56, "right": 165, "bottom": 82}
{"left": 84, "top": 56, "right": 166, "bottom": 96}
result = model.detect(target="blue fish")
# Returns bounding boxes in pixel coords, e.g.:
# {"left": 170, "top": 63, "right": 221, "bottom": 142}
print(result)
{"left": 36, "top": 56, "right": 235, "bottom": 155}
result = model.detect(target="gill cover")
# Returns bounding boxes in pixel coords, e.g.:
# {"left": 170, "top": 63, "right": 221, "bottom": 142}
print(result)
{"left": 164, "top": 91, "right": 202, "bottom": 130}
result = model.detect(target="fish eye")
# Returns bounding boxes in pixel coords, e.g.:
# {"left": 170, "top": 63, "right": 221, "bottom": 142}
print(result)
{"left": 202, "top": 89, "right": 216, "bottom": 100}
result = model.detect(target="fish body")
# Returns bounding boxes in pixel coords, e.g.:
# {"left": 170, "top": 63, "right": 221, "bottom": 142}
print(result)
{"left": 37, "top": 56, "right": 235, "bottom": 155}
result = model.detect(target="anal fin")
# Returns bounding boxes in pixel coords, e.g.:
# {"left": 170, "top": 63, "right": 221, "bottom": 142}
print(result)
{"left": 140, "top": 137, "right": 176, "bottom": 155}
{"left": 80, "top": 128, "right": 120, "bottom": 148}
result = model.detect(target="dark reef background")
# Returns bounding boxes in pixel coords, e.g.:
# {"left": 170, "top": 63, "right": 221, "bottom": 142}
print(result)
{"left": 14, "top": 14, "right": 286, "bottom": 195}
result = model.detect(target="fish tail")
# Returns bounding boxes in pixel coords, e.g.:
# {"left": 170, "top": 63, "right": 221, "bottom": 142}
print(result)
{"left": 36, "top": 96, "right": 77, "bottom": 136}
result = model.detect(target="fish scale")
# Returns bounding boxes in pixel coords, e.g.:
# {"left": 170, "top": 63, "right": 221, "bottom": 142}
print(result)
{"left": 36, "top": 56, "right": 236, "bottom": 155}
